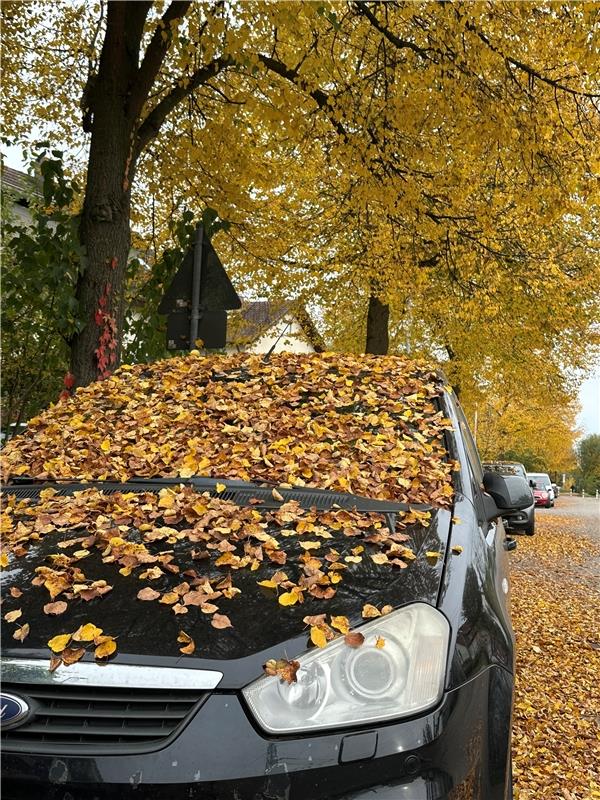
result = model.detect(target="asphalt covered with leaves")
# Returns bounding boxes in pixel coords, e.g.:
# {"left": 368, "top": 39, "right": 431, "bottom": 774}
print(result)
{"left": 511, "top": 507, "right": 600, "bottom": 799}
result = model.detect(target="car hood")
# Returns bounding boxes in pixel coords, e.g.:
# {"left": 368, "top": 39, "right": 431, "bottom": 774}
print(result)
{"left": 1, "top": 485, "right": 451, "bottom": 688}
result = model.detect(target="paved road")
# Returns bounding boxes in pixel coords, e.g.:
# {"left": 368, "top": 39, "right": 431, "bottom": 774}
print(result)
{"left": 537, "top": 493, "right": 600, "bottom": 540}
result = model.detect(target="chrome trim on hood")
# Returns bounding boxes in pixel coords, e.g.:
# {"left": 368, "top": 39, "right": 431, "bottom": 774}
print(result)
{"left": 1, "top": 658, "right": 223, "bottom": 690}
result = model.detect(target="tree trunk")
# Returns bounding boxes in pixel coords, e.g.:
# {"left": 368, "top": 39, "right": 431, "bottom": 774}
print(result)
{"left": 69, "top": 3, "right": 147, "bottom": 386}
{"left": 365, "top": 291, "right": 390, "bottom": 355}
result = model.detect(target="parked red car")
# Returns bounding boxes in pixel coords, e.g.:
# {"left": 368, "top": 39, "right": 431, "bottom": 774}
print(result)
{"left": 527, "top": 473, "right": 554, "bottom": 508}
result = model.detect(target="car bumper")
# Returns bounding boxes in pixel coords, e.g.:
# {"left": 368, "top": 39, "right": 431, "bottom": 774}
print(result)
{"left": 1, "top": 665, "right": 513, "bottom": 800}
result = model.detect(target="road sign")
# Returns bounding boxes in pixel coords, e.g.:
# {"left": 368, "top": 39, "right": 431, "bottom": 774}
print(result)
{"left": 159, "top": 224, "right": 241, "bottom": 350}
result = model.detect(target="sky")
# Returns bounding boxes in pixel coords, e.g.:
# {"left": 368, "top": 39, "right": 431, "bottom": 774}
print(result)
{"left": 3, "top": 143, "right": 599, "bottom": 437}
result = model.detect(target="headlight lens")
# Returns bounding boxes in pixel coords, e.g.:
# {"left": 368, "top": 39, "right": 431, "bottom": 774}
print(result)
{"left": 242, "top": 603, "right": 449, "bottom": 733}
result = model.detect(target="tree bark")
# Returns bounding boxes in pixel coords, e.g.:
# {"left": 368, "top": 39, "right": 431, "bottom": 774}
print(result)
{"left": 70, "top": 3, "right": 146, "bottom": 386}
{"left": 365, "top": 291, "right": 390, "bottom": 355}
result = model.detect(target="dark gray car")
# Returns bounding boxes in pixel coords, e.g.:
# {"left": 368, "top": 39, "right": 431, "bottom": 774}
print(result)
{"left": 482, "top": 462, "right": 535, "bottom": 535}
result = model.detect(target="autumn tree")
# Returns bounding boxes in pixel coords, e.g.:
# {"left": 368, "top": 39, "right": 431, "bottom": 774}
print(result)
{"left": 575, "top": 434, "right": 600, "bottom": 494}
{"left": 2, "top": 1, "right": 599, "bottom": 390}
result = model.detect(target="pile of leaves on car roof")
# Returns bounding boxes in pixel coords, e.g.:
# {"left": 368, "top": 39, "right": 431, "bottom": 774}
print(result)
{"left": 0, "top": 352, "right": 456, "bottom": 665}
{"left": 1, "top": 351, "right": 455, "bottom": 504}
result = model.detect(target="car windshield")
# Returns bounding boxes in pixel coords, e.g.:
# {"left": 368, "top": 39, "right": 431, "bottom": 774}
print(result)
{"left": 485, "top": 463, "right": 525, "bottom": 478}
{"left": 528, "top": 474, "right": 550, "bottom": 489}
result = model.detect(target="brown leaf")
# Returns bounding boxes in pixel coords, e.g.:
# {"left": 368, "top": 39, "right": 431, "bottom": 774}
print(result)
{"left": 61, "top": 647, "right": 86, "bottom": 665}
{"left": 137, "top": 587, "right": 160, "bottom": 601}
{"left": 264, "top": 658, "right": 300, "bottom": 684}
{"left": 4, "top": 609, "right": 22, "bottom": 623}
{"left": 13, "top": 623, "right": 30, "bottom": 642}
{"left": 211, "top": 613, "right": 232, "bottom": 629}
{"left": 344, "top": 631, "right": 365, "bottom": 648}
{"left": 43, "top": 601, "right": 68, "bottom": 615}
{"left": 177, "top": 630, "right": 195, "bottom": 655}
{"left": 9, "top": 587, "right": 23, "bottom": 598}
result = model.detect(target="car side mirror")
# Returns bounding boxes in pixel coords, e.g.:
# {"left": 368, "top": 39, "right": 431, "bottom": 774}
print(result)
{"left": 483, "top": 471, "right": 533, "bottom": 514}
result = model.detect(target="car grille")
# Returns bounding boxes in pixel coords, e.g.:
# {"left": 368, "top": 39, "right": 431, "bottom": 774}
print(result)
{"left": 1, "top": 681, "right": 209, "bottom": 753}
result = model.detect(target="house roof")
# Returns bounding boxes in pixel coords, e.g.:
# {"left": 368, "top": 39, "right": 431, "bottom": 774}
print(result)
{"left": 227, "top": 300, "right": 325, "bottom": 352}
{"left": 1, "top": 166, "right": 38, "bottom": 200}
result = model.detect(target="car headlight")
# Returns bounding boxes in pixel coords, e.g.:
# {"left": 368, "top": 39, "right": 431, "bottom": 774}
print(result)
{"left": 242, "top": 603, "right": 450, "bottom": 734}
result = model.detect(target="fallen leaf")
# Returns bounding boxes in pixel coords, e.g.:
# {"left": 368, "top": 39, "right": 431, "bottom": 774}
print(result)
{"left": 4, "top": 609, "right": 22, "bottom": 623}
{"left": 310, "top": 625, "right": 328, "bottom": 648}
{"left": 13, "top": 623, "right": 30, "bottom": 642}
{"left": 72, "top": 623, "right": 103, "bottom": 642}
{"left": 137, "top": 587, "right": 160, "bottom": 601}
{"left": 61, "top": 647, "right": 86, "bottom": 665}
{"left": 362, "top": 604, "right": 381, "bottom": 618}
{"left": 43, "top": 601, "right": 68, "bottom": 615}
{"left": 330, "top": 615, "right": 350, "bottom": 634}
{"left": 264, "top": 658, "right": 300, "bottom": 684}
{"left": 94, "top": 639, "right": 117, "bottom": 659}
{"left": 375, "top": 636, "right": 385, "bottom": 648}
{"left": 48, "top": 633, "right": 71, "bottom": 652}
{"left": 344, "top": 631, "right": 365, "bottom": 648}
{"left": 211, "top": 613, "right": 232, "bottom": 629}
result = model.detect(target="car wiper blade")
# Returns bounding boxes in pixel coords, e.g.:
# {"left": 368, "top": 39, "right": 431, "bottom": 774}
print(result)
{"left": 2, "top": 476, "right": 433, "bottom": 515}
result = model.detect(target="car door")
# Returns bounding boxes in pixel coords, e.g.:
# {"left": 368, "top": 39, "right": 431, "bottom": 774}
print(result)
{"left": 453, "top": 404, "right": 514, "bottom": 638}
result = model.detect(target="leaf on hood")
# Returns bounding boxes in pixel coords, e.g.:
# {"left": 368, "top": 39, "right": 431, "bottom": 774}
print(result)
{"left": 137, "top": 587, "right": 160, "bottom": 601}
{"left": 264, "top": 657, "right": 300, "bottom": 684}
{"left": 48, "top": 633, "right": 72, "bottom": 652}
{"left": 211, "top": 613, "right": 232, "bottom": 629}
{"left": 13, "top": 623, "right": 30, "bottom": 642}
{"left": 310, "top": 625, "right": 328, "bottom": 648}
{"left": 43, "top": 601, "right": 68, "bottom": 615}
{"left": 4, "top": 609, "right": 22, "bottom": 623}
{"left": 330, "top": 615, "right": 350, "bottom": 634}
{"left": 177, "top": 630, "right": 196, "bottom": 655}
{"left": 61, "top": 647, "right": 86, "bottom": 665}
{"left": 361, "top": 603, "right": 381, "bottom": 618}
{"left": 94, "top": 638, "right": 117, "bottom": 659}
{"left": 72, "top": 623, "right": 103, "bottom": 642}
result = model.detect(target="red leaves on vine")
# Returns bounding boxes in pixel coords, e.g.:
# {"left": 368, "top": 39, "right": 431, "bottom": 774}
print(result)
{"left": 94, "top": 281, "right": 117, "bottom": 380}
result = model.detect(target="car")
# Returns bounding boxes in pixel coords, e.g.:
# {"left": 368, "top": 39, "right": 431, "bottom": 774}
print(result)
{"left": 527, "top": 472, "right": 555, "bottom": 508}
{"left": 482, "top": 462, "right": 535, "bottom": 535}
{"left": 0, "top": 352, "right": 533, "bottom": 800}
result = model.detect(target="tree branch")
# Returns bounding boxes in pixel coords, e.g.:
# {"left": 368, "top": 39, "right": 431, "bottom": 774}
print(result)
{"left": 257, "top": 54, "right": 348, "bottom": 139}
{"left": 134, "top": 56, "right": 234, "bottom": 157}
{"left": 129, "top": 1, "right": 192, "bottom": 121}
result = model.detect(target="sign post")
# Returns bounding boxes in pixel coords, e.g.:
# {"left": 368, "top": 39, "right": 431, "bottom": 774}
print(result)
{"left": 158, "top": 223, "right": 241, "bottom": 350}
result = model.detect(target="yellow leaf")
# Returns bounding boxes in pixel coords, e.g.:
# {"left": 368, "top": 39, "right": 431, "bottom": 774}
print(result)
{"left": 278, "top": 590, "right": 300, "bottom": 606}
{"left": 72, "top": 623, "right": 103, "bottom": 642}
{"left": 375, "top": 636, "right": 385, "bottom": 649}
{"left": 451, "top": 545, "right": 463, "bottom": 554}
{"left": 48, "top": 633, "right": 71, "bottom": 653}
{"left": 298, "top": 540, "right": 321, "bottom": 550}
{"left": 362, "top": 604, "right": 381, "bottom": 618}
{"left": 310, "top": 626, "right": 328, "bottom": 648}
{"left": 215, "top": 483, "right": 226, "bottom": 493}
{"left": 4, "top": 609, "right": 22, "bottom": 623}
{"left": 330, "top": 615, "right": 350, "bottom": 634}
{"left": 0, "top": 552, "right": 9, "bottom": 569}
{"left": 100, "top": 438, "right": 111, "bottom": 453}
{"left": 94, "top": 639, "right": 117, "bottom": 659}
{"left": 257, "top": 579, "right": 277, "bottom": 589}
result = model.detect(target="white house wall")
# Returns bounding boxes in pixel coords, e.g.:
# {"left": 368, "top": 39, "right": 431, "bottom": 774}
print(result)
{"left": 226, "top": 316, "right": 315, "bottom": 354}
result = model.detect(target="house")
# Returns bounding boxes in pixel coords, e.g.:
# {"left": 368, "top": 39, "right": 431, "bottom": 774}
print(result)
{"left": 226, "top": 300, "right": 326, "bottom": 354}
{"left": 2, "top": 165, "right": 37, "bottom": 226}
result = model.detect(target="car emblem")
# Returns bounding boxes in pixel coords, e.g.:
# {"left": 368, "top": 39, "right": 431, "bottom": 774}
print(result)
{"left": 0, "top": 693, "right": 30, "bottom": 729}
